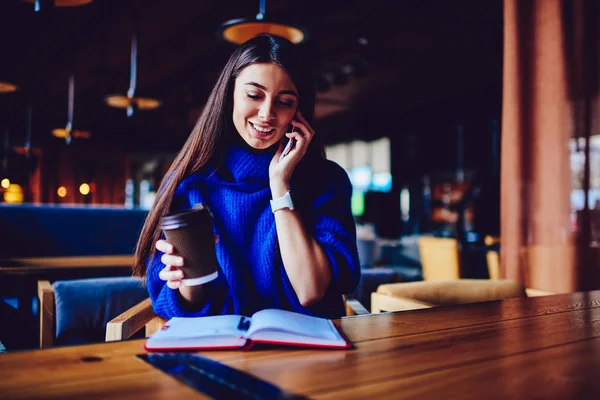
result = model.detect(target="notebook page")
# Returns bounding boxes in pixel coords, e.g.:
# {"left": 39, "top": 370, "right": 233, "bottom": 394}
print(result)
{"left": 248, "top": 309, "right": 340, "bottom": 341}
{"left": 152, "top": 315, "right": 246, "bottom": 339}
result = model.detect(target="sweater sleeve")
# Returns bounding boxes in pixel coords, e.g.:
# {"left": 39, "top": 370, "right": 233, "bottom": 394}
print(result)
{"left": 306, "top": 160, "right": 361, "bottom": 295}
{"left": 145, "top": 175, "right": 231, "bottom": 319}
{"left": 146, "top": 251, "right": 230, "bottom": 318}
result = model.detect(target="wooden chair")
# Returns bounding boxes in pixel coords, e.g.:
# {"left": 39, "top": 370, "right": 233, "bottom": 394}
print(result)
{"left": 37, "top": 277, "right": 148, "bottom": 348}
{"left": 371, "top": 279, "right": 527, "bottom": 313}
{"left": 417, "top": 237, "right": 462, "bottom": 280}
{"left": 106, "top": 295, "right": 370, "bottom": 342}
{"left": 371, "top": 236, "right": 554, "bottom": 313}
{"left": 106, "top": 297, "right": 167, "bottom": 341}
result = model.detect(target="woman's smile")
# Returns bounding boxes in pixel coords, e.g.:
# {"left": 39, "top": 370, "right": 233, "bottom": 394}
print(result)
{"left": 248, "top": 121, "right": 276, "bottom": 138}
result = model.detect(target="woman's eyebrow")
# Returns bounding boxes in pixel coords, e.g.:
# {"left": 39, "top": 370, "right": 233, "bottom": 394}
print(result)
{"left": 244, "top": 81, "right": 298, "bottom": 97}
{"left": 279, "top": 89, "right": 298, "bottom": 97}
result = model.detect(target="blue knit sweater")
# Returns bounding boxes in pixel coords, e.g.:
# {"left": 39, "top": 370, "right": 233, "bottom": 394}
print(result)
{"left": 146, "top": 143, "right": 360, "bottom": 319}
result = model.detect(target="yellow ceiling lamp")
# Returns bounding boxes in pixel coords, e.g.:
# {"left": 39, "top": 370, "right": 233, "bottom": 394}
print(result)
{"left": 52, "top": 74, "right": 91, "bottom": 144}
{"left": 105, "top": 33, "right": 161, "bottom": 117}
{"left": 21, "top": 0, "right": 93, "bottom": 12}
{"left": 219, "top": 0, "right": 307, "bottom": 45}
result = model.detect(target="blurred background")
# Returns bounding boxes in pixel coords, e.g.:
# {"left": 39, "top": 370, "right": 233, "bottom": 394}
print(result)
{"left": 7, "top": 0, "right": 600, "bottom": 351}
{"left": 0, "top": 0, "right": 503, "bottom": 241}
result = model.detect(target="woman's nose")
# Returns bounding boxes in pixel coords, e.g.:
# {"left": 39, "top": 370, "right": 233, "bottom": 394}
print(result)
{"left": 258, "top": 102, "right": 275, "bottom": 121}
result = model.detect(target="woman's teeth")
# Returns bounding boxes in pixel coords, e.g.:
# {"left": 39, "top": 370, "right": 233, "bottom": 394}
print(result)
{"left": 251, "top": 123, "right": 274, "bottom": 133}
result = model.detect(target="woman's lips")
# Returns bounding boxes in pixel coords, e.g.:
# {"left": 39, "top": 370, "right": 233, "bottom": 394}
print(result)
{"left": 249, "top": 122, "right": 276, "bottom": 139}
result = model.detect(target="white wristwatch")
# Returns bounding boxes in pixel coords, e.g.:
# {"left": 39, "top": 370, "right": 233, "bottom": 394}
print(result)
{"left": 270, "top": 190, "right": 295, "bottom": 212}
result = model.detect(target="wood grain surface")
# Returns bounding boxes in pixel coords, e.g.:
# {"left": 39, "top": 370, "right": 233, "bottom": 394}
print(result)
{"left": 2, "top": 291, "right": 600, "bottom": 399}
{"left": 0, "top": 255, "right": 134, "bottom": 273}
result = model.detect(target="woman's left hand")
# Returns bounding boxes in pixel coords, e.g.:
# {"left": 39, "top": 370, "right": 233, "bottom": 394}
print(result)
{"left": 269, "top": 111, "right": 315, "bottom": 191}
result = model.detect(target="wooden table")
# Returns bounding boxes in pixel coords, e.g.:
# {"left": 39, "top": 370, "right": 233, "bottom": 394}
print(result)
{"left": 2, "top": 291, "right": 600, "bottom": 399}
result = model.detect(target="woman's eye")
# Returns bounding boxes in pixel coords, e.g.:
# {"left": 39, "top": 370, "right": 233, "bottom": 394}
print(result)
{"left": 278, "top": 100, "right": 294, "bottom": 108}
{"left": 246, "top": 93, "right": 261, "bottom": 100}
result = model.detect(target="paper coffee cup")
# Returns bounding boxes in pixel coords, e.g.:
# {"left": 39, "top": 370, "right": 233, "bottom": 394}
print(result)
{"left": 160, "top": 204, "right": 218, "bottom": 286}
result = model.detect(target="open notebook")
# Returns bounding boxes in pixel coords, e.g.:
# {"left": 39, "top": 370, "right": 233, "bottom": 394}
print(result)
{"left": 145, "top": 309, "right": 351, "bottom": 351}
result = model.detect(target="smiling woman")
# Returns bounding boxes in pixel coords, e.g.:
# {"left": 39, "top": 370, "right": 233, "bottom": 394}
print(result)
{"left": 133, "top": 34, "right": 361, "bottom": 320}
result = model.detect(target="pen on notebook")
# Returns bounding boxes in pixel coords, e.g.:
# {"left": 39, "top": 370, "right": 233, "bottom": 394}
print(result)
{"left": 237, "top": 316, "right": 251, "bottom": 331}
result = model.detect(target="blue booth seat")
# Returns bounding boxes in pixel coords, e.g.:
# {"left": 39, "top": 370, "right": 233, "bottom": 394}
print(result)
{"left": 0, "top": 204, "right": 148, "bottom": 257}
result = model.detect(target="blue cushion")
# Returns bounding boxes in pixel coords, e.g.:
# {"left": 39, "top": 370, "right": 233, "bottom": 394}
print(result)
{"left": 53, "top": 277, "right": 149, "bottom": 345}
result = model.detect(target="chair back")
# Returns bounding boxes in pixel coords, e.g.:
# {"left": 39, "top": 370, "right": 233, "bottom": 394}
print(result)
{"left": 356, "top": 239, "right": 378, "bottom": 268}
{"left": 417, "top": 237, "right": 462, "bottom": 280}
{"left": 371, "top": 279, "right": 527, "bottom": 313}
{"left": 53, "top": 276, "right": 148, "bottom": 345}
{"left": 376, "top": 279, "right": 526, "bottom": 306}
{"left": 487, "top": 250, "right": 501, "bottom": 279}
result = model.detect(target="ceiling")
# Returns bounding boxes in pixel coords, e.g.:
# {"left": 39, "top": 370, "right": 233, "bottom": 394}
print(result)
{"left": 0, "top": 0, "right": 503, "bottom": 154}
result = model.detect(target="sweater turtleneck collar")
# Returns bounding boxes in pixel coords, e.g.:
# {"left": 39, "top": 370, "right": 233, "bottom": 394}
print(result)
{"left": 221, "top": 141, "right": 277, "bottom": 184}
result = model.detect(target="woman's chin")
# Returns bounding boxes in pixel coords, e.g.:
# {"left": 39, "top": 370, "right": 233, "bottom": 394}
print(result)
{"left": 239, "top": 134, "right": 279, "bottom": 152}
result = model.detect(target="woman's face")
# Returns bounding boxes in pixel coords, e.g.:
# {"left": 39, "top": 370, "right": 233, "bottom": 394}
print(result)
{"left": 232, "top": 63, "right": 298, "bottom": 150}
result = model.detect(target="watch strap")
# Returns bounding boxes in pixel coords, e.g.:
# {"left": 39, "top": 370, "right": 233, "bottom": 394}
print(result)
{"left": 270, "top": 190, "right": 295, "bottom": 212}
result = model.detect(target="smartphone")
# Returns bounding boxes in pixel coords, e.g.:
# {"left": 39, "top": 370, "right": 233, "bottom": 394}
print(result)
{"left": 279, "top": 125, "right": 296, "bottom": 162}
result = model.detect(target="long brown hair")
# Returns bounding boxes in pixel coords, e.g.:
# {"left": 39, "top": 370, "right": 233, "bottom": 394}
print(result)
{"left": 133, "top": 34, "right": 323, "bottom": 277}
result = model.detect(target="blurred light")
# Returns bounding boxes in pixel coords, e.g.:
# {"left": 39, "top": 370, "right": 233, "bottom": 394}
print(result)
{"left": 1, "top": 178, "right": 9, "bottom": 189}
{"left": 372, "top": 173, "right": 393, "bottom": 192}
{"left": 400, "top": 187, "right": 410, "bottom": 221}
{"left": 4, "top": 184, "right": 23, "bottom": 204}
{"left": 0, "top": 82, "right": 18, "bottom": 93}
{"left": 52, "top": 128, "right": 91, "bottom": 139}
{"left": 351, "top": 191, "right": 365, "bottom": 217}
{"left": 79, "top": 183, "right": 90, "bottom": 195}
{"left": 125, "top": 179, "right": 134, "bottom": 209}
{"left": 57, "top": 186, "right": 67, "bottom": 198}
{"left": 350, "top": 166, "right": 372, "bottom": 192}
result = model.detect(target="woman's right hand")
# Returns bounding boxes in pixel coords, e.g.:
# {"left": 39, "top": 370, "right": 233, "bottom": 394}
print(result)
{"left": 156, "top": 239, "right": 185, "bottom": 289}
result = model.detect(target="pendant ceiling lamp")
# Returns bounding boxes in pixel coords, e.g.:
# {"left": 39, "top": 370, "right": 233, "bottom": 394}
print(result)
{"left": 2, "top": 129, "right": 9, "bottom": 180}
{"left": 12, "top": 106, "right": 33, "bottom": 158}
{"left": 52, "top": 74, "right": 91, "bottom": 144}
{"left": 105, "top": 33, "right": 161, "bottom": 117}
{"left": 219, "top": 0, "right": 306, "bottom": 45}
{"left": 22, "top": 0, "right": 93, "bottom": 12}
{"left": 0, "top": 82, "right": 18, "bottom": 93}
